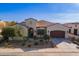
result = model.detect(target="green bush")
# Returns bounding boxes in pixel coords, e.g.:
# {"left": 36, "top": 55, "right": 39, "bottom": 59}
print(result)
{"left": 43, "top": 34, "right": 50, "bottom": 40}
{"left": 22, "top": 43, "right": 26, "bottom": 46}
{"left": 40, "top": 39, "right": 43, "bottom": 42}
{"left": 34, "top": 42, "right": 39, "bottom": 45}
{"left": 33, "top": 35, "right": 37, "bottom": 40}
{"left": 27, "top": 44, "right": 32, "bottom": 47}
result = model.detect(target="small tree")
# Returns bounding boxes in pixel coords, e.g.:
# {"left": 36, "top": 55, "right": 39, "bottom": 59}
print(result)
{"left": 1, "top": 27, "right": 15, "bottom": 42}
{"left": 14, "top": 25, "right": 23, "bottom": 37}
{"left": 5, "top": 21, "right": 16, "bottom": 26}
{"left": 10, "top": 21, "right": 16, "bottom": 26}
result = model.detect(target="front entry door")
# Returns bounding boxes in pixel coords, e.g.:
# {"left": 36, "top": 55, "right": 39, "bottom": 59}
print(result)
{"left": 28, "top": 28, "right": 34, "bottom": 38}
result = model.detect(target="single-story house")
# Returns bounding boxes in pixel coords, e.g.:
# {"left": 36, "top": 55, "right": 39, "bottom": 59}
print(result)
{"left": 19, "top": 18, "right": 79, "bottom": 38}
{"left": 64, "top": 23, "right": 79, "bottom": 35}
{"left": 0, "top": 21, "right": 7, "bottom": 33}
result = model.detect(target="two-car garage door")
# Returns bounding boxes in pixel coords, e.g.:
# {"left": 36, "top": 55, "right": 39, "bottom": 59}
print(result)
{"left": 50, "top": 31, "right": 65, "bottom": 38}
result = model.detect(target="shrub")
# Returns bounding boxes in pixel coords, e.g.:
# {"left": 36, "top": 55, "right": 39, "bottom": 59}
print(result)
{"left": 28, "top": 40, "right": 32, "bottom": 43}
{"left": 34, "top": 42, "right": 39, "bottom": 45}
{"left": 22, "top": 43, "right": 26, "bottom": 46}
{"left": 76, "top": 38, "right": 79, "bottom": 42}
{"left": 4, "top": 42, "right": 13, "bottom": 48}
{"left": 43, "top": 34, "right": 50, "bottom": 41}
{"left": 70, "top": 37, "right": 76, "bottom": 42}
{"left": 40, "top": 40, "right": 43, "bottom": 42}
{"left": 27, "top": 44, "right": 32, "bottom": 47}
{"left": 33, "top": 35, "right": 37, "bottom": 40}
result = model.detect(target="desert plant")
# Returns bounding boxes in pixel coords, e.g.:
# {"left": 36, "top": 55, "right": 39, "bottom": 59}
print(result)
{"left": 33, "top": 35, "right": 37, "bottom": 40}
{"left": 34, "top": 42, "right": 39, "bottom": 45}
{"left": 70, "top": 37, "right": 76, "bottom": 42}
{"left": 43, "top": 34, "right": 50, "bottom": 40}
{"left": 22, "top": 41, "right": 25, "bottom": 46}
{"left": 40, "top": 39, "right": 43, "bottom": 42}
{"left": 27, "top": 44, "right": 32, "bottom": 47}
{"left": 21, "top": 37, "right": 28, "bottom": 46}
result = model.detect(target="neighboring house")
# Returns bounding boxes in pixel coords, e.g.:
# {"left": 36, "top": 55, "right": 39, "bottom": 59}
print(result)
{"left": 0, "top": 21, "right": 7, "bottom": 33}
{"left": 64, "top": 23, "right": 79, "bottom": 35}
{"left": 47, "top": 23, "right": 69, "bottom": 38}
{"left": 0, "top": 21, "right": 16, "bottom": 33}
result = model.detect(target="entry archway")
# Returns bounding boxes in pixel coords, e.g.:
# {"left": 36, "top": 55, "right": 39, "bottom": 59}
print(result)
{"left": 28, "top": 28, "right": 34, "bottom": 38}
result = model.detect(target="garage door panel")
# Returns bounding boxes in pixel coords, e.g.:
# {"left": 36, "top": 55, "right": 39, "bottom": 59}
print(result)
{"left": 50, "top": 31, "right": 65, "bottom": 38}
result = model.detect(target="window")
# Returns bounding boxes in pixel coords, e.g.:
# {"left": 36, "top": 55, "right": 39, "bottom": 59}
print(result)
{"left": 69, "top": 29, "right": 71, "bottom": 33}
{"left": 37, "top": 29, "right": 45, "bottom": 35}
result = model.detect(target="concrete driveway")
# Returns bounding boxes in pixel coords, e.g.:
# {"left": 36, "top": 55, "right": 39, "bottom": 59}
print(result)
{"left": 52, "top": 38, "right": 78, "bottom": 49}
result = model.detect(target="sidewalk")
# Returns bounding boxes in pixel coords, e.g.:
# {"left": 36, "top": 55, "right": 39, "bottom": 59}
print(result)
{"left": 0, "top": 48, "right": 79, "bottom": 56}
{"left": 0, "top": 48, "right": 79, "bottom": 53}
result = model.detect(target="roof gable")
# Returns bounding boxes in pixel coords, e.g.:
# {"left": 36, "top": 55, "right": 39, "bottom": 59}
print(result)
{"left": 25, "top": 18, "right": 37, "bottom": 21}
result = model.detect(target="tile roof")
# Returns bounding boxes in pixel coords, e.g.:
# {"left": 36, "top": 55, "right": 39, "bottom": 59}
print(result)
{"left": 36, "top": 20, "right": 55, "bottom": 27}
{"left": 0, "top": 21, "right": 6, "bottom": 28}
{"left": 25, "top": 18, "right": 37, "bottom": 21}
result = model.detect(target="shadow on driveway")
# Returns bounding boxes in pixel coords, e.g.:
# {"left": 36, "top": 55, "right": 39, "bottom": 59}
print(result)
{"left": 52, "top": 38, "right": 72, "bottom": 45}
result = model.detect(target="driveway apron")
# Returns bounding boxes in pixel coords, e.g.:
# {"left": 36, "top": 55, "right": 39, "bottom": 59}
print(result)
{"left": 52, "top": 38, "right": 78, "bottom": 49}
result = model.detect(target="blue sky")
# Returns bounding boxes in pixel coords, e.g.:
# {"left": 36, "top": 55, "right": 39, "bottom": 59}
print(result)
{"left": 0, "top": 3, "right": 79, "bottom": 23}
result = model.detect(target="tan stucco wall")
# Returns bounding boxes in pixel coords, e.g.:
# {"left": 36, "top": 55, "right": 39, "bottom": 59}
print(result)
{"left": 65, "top": 24, "right": 79, "bottom": 35}
{"left": 25, "top": 19, "right": 37, "bottom": 30}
